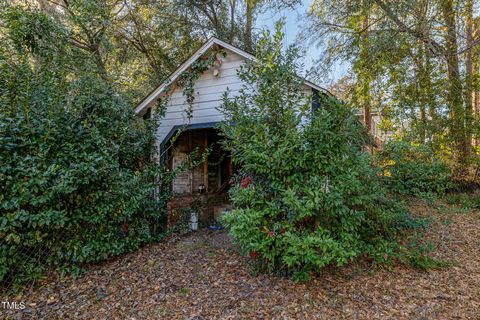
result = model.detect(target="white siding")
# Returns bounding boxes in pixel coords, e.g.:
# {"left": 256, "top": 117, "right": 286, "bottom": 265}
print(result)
{"left": 147, "top": 49, "right": 315, "bottom": 146}
{"left": 150, "top": 51, "right": 246, "bottom": 145}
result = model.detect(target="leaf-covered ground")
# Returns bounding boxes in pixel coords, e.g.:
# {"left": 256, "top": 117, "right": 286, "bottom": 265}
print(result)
{"left": 3, "top": 199, "right": 480, "bottom": 319}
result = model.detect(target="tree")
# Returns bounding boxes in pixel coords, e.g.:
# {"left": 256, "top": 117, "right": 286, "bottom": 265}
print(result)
{"left": 358, "top": 0, "right": 372, "bottom": 133}
{"left": 474, "top": 18, "right": 480, "bottom": 128}
{"left": 30, "top": 0, "right": 201, "bottom": 100}
{"left": 40, "top": 0, "right": 119, "bottom": 78}
{"left": 178, "top": 0, "right": 244, "bottom": 46}
{"left": 177, "top": 0, "right": 301, "bottom": 52}
{"left": 465, "top": 0, "right": 475, "bottom": 150}
{"left": 439, "top": 0, "right": 466, "bottom": 161}
{"left": 113, "top": 0, "right": 202, "bottom": 97}
{"left": 31, "top": 0, "right": 293, "bottom": 104}
{"left": 307, "top": 0, "right": 480, "bottom": 173}
{"left": 220, "top": 22, "right": 415, "bottom": 280}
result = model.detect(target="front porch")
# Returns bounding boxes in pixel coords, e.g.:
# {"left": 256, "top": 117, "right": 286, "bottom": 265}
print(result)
{"left": 164, "top": 126, "right": 234, "bottom": 225}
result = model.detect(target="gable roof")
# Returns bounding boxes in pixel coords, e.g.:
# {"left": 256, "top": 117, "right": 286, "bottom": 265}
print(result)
{"left": 135, "top": 37, "right": 330, "bottom": 115}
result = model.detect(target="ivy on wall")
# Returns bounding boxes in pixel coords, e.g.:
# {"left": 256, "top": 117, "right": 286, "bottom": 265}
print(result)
{"left": 159, "top": 49, "right": 226, "bottom": 155}
{"left": 175, "top": 49, "right": 226, "bottom": 120}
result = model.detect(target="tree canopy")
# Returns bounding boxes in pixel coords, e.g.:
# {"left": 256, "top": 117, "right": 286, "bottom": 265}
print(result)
{"left": 306, "top": 0, "right": 480, "bottom": 175}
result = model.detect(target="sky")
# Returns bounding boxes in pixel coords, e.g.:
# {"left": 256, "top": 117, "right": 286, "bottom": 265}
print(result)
{"left": 256, "top": 0, "right": 350, "bottom": 87}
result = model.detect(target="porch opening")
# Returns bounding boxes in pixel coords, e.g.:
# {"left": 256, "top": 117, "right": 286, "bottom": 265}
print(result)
{"left": 164, "top": 126, "right": 235, "bottom": 226}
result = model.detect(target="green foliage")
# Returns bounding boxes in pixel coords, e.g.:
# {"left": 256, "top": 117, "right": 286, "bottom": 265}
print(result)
{"left": 176, "top": 50, "right": 226, "bottom": 119}
{"left": 219, "top": 24, "right": 417, "bottom": 280}
{"left": 376, "top": 141, "right": 453, "bottom": 197}
{"left": 0, "top": 8, "right": 171, "bottom": 290}
{"left": 307, "top": 0, "right": 478, "bottom": 170}
{"left": 444, "top": 192, "right": 480, "bottom": 210}
{"left": 402, "top": 244, "right": 450, "bottom": 271}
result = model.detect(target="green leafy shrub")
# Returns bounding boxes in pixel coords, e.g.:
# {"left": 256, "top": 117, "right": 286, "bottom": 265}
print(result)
{"left": 376, "top": 141, "right": 453, "bottom": 197}
{"left": 219, "top": 23, "right": 417, "bottom": 280}
{"left": 0, "top": 8, "right": 170, "bottom": 290}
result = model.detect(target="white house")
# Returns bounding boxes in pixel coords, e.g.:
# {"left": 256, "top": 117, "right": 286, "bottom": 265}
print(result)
{"left": 135, "top": 37, "right": 329, "bottom": 146}
{"left": 134, "top": 37, "right": 331, "bottom": 223}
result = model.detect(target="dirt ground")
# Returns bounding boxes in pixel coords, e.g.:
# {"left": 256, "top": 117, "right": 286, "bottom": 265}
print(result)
{"left": 3, "top": 199, "right": 480, "bottom": 319}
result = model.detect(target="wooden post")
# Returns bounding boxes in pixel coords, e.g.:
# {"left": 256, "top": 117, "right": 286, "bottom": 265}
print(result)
{"left": 228, "top": 158, "right": 233, "bottom": 177}
{"left": 189, "top": 131, "right": 193, "bottom": 194}
{"left": 203, "top": 131, "right": 209, "bottom": 193}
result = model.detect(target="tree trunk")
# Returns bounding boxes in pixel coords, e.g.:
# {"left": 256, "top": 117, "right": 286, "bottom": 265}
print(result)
{"left": 416, "top": 49, "right": 427, "bottom": 143}
{"left": 440, "top": 0, "right": 467, "bottom": 164}
{"left": 425, "top": 43, "right": 437, "bottom": 144}
{"left": 360, "top": 5, "right": 372, "bottom": 134}
{"left": 245, "top": 0, "right": 254, "bottom": 52}
{"left": 465, "top": 0, "right": 474, "bottom": 154}
{"left": 229, "top": 0, "right": 237, "bottom": 42}
{"left": 414, "top": 1, "right": 428, "bottom": 143}
{"left": 473, "top": 18, "right": 480, "bottom": 147}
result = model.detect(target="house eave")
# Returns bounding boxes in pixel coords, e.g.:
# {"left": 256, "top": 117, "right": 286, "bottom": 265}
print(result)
{"left": 135, "top": 37, "right": 331, "bottom": 115}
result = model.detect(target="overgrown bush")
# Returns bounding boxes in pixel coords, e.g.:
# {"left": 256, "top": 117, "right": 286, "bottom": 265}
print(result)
{"left": 376, "top": 141, "right": 453, "bottom": 197}
{"left": 0, "top": 8, "right": 170, "bottom": 290}
{"left": 219, "top": 24, "right": 418, "bottom": 281}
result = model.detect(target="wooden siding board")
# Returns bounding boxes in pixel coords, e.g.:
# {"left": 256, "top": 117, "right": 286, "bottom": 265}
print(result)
{"left": 153, "top": 49, "right": 318, "bottom": 146}
{"left": 154, "top": 50, "right": 244, "bottom": 144}
{"left": 135, "top": 37, "right": 330, "bottom": 116}
{"left": 167, "top": 87, "right": 242, "bottom": 106}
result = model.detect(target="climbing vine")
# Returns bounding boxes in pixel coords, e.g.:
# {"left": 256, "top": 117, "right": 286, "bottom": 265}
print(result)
{"left": 159, "top": 49, "right": 226, "bottom": 156}
{"left": 177, "top": 49, "right": 226, "bottom": 119}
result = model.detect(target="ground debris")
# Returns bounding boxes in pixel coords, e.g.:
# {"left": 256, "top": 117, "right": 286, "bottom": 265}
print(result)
{"left": 3, "top": 201, "right": 480, "bottom": 319}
